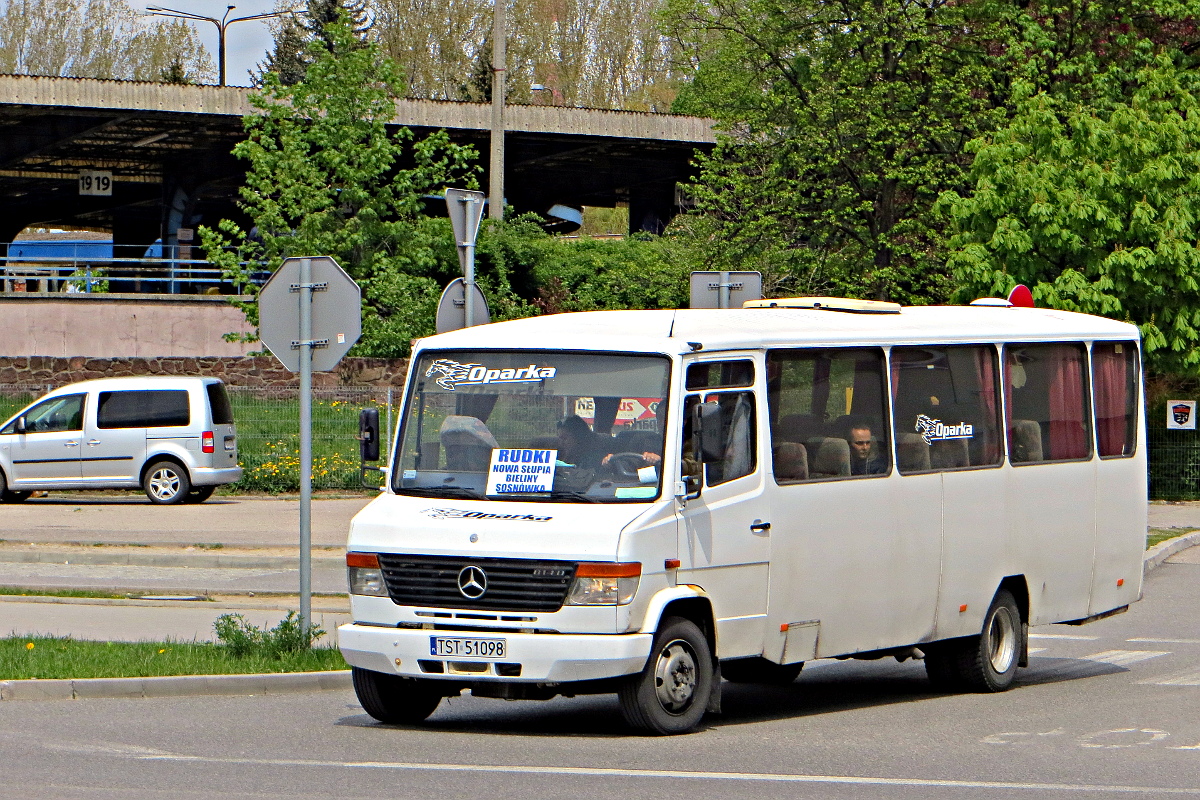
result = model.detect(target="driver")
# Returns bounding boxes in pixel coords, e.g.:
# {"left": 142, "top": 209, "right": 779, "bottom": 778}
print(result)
{"left": 601, "top": 400, "right": 666, "bottom": 468}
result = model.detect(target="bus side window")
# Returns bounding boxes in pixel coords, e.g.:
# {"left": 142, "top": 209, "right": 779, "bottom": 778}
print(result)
{"left": 890, "top": 345, "right": 1003, "bottom": 474}
{"left": 1005, "top": 343, "right": 1092, "bottom": 464}
{"left": 1093, "top": 341, "right": 1139, "bottom": 458}
{"left": 767, "top": 348, "right": 890, "bottom": 483}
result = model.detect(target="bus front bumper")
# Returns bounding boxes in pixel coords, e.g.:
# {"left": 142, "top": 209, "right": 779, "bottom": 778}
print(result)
{"left": 338, "top": 623, "right": 653, "bottom": 683}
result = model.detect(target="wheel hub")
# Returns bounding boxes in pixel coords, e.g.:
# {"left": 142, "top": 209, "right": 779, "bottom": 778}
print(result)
{"left": 653, "top": 640, "right": 697, "bottom": 713}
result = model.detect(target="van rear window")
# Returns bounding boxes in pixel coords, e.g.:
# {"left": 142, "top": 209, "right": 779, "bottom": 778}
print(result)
{"left": 206, "top": 383, "right": 234, "bottom": 425}
{"left": 97, "top": 390, "right": 190, "bottom": 429}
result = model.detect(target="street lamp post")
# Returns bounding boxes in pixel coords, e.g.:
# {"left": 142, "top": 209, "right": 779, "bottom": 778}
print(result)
{"left": 144, "top": 4, "right": 301, "bottom": 86}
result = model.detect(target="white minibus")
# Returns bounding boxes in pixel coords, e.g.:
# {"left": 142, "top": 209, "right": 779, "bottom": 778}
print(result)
{"left": 339, "top": 297, "right": 1146, "bottom": 734}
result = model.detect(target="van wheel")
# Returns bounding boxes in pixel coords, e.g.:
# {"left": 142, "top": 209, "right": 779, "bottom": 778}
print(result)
{"left": 351, "top": 667, "right": 442, "bottom": 724}
{"left": 721, "top": 657, "right": 804, "bottom": 686}
{"left": 143, "top": 461, "right": 190, "bottom": 505}
{"left": 0, "top": 469, "right": 30, "bottom": 503}
{"left": 925, "top": 589, "right": 1023, "bottom": 693}
{"left": 618, "top": 616, "right": 713, "bottom": 735}
{"left": 185, "top": 486, "right": 216, "bottom": 504}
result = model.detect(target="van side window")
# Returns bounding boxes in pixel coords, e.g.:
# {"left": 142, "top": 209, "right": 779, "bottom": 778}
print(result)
{"left": 1093, "top": 341, "right": 1139, "bottom": 458}
{"left": 891, "top": 345, "right": 1003, "bottom": 474}
{"left": 766, "top": 348, "right": 890, "bottom": 482}
{"left": 2, "top": 393, "right": 85, "bottom": 434}
{"left": 97, "top": 390, "right": 190, "bottom": 429}
{"left": 1004, "top": 343, "right": 1092, "bottom": 463}
{"left": 701, "top": 390, "right": 757, "bottom": 487}
{"left": 686, "top": 360, "right": 754, "bottom": 390}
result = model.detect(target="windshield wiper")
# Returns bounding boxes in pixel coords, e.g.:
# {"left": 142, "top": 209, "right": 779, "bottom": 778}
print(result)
{"left": 397, "top": 485, "right": 484, "bottom": 500}
{"left": 542, "top": 490, "right": 603, "bottom": 503}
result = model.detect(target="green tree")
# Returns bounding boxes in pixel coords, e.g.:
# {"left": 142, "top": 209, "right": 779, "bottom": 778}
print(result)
{"left": 666, "top": 0, "right": 1007, "bottom": 303}
{"left": 943, "top": 54, "right": 1200, "bottom": 375}
{"left": 254, "top": 13, "right": 310, "bottom": 87}
{"left": 199, "top": 16, "right": 477, "bottom": 357}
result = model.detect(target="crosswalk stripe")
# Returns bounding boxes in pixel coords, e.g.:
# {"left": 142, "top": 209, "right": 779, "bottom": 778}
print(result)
{"left": 1081, "top": 650, "right": 1170, "bottom": 666}
{"left": 1140, "top": 670, "right": 1200, "bottom": 686}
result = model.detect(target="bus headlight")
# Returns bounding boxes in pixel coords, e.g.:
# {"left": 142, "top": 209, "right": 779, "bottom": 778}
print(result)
{"left": 347, "top": 552, "right": 388, "bottom": 597}
{"left": 566, "top": 562, "right": 641, "bottom": 605}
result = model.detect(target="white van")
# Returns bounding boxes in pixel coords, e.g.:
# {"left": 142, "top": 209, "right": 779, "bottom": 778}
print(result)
{"left": 0, "top": 376, "right": 241, "bottom": 504}
{"left": 339, "top": 298, "right": 1147, "bottom": 734}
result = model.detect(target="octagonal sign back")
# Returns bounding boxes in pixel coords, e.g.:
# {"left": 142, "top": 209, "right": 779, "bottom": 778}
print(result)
{"left": 258, "top": 256, "right": 362, "bottom": 372}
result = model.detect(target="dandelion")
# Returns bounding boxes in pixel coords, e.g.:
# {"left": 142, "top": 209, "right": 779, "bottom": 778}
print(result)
{"left": 26, "top": 642, "right": 34, "bottom": 650}
{"left": 158, "top": 649, "right": 166, "bottom": 654}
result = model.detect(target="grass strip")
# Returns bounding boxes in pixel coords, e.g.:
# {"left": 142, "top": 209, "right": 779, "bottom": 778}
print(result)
{"left": 0, "top": 587, "right": 136, "bottom": 600}
{"left": 1, "top": 636, "right": 346, "bottom": 680}
{"left": 1147, "top": 528, "right": 1196, "bottom": 549}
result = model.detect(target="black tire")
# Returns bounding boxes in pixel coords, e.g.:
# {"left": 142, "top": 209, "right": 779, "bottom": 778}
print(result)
{"left": 925, "top": 589, "right": 1023, "bottom": 693}
{"left": 618, "top": 616, "right": 714, "bottom": 735}
{"left": 352, "top": 667, "right": 443, "bottom": 725}
{"left": 721, "top": 657, "right": 804, "bottom": 686}
{"left": 184, "top": 486, "right": 216, "bottom": 504}
{"left": 143, "top": 460, "right": 191, "bottom": 505}
{"left": 0, "top": 469, "right": 30, "bottom": 503}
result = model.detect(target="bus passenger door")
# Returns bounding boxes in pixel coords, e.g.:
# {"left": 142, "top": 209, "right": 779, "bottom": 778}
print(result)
{"left": 676, "top": 386, "right": 770, "bottom": 660}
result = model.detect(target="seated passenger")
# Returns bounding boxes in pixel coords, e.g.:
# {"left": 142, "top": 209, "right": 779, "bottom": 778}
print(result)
{"left": 847, "top": 422, "right": 887, "bottom": 476}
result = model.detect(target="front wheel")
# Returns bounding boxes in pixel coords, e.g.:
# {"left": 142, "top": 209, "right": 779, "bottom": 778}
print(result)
{"left": 143, "top": 461, "right": 190, "bottom": 505}
{"left": 618, "top": 616, "right": 714, "bottom": 735}
{"left": 352, "top": 667, "right": 443, "bottom": 725}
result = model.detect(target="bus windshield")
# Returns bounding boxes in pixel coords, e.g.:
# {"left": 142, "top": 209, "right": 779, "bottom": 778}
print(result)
{"left": 393, "top": 350, "right": 672, "bottom": 503}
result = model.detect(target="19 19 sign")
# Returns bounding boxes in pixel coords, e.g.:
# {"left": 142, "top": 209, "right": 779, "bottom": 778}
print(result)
{"left": 78, "top": 170, "right": 113, "bottom": 196}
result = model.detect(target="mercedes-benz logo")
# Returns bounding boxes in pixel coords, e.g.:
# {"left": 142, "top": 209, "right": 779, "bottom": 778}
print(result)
{"left": 457, "top": 566, "right": 487, "bottom": 599}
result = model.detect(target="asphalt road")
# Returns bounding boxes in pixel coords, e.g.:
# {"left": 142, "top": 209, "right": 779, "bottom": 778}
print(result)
{"left": 2, "top": 550, "right": 1199, "bottom": 799}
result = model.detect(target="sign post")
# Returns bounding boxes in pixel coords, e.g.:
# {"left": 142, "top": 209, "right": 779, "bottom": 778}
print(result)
{"left": 689, "top": 271, "right": 763, "bottom": 309}
{"left": 258, "top": 256, "right": 361, "bottom": 634}
{"left": 445, "top": 188, "right": 486, "bottom": 327}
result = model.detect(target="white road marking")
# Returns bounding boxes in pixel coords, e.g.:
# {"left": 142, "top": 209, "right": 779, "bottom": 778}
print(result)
{"left": 1030, "top": 633, "right": 1099, "bottom": 640}
{"left": 1140, "top": 670, "right": 1200, "bottom": 686}
{"left": 1128, "top": 638, "right": 1200, "bottom": 645}
{"left": 126, "top": 753, "right": 1200, "bottom": 794}
{"left": 1081, "top": 650, "right": 1170, "bottom": 666}
{"left": 1028, "top": 647, "right": 1047, "bottom": 655}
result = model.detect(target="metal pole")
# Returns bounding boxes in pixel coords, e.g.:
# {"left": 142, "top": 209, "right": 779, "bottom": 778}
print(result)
{"left": 385, "top": 386, "right": 393, "bottom": 462}
{"left": 719, "top": 270, "right": 731, "bottom": 310}
{"left": 488, "top": 0, "right": 506, "bottom": 220}
{"left": 298, "top": 256, "right": 313, "bottom": 634}
{"left": 461, "top": 196, "right": 477, "bottom": 326}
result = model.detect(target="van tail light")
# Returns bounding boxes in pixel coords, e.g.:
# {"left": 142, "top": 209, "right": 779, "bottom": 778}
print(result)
{"left": 202, "top": 431, "right": 215, "bottom": 453}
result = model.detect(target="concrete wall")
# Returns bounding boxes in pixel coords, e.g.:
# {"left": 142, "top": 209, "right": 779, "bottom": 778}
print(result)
{"left": 0, "top": 356, "right": 409, "bottom": 388}
{"left": 0, "top": 294, "right": 256, "bottom": 358}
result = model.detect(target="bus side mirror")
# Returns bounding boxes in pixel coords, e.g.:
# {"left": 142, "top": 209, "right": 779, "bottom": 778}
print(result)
{"left": 694, "top": 402, "right": 724, "bottom": 463}
{"left": 358, "top": 408, "right": 380, "bottom": 462}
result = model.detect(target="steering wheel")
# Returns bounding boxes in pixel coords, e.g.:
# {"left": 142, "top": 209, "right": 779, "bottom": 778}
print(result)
{"left": 603, "top": 452, "right": 648, "bottom": 481}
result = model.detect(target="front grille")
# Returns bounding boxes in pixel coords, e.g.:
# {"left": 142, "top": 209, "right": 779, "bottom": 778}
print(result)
{"left": 376, "top": 554, "right": 576, "bottom": 612}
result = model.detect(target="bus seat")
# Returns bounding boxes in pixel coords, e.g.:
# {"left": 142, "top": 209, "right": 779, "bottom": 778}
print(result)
{"left": 930, "top": 438, "right": 969, "bottom": 469}
{"left": 778, "top": 413, "right": 823, "bottom": 443}
{"left": 440, "top": 415, "right": 499, "bottom": 471}
{"left": 773, "top": 441, "right": 809, "bottom": 481}
{"left": 806, "top": 437, "right": 851, "bottom": 478}
{"left": 896, "top": 433, "right": 932, "bottom": 472}
{"left": 416, "top": 440, "right": 440, "bottom": 469}
{"left": 1010, "top": 419, "right": 1044, "bottom": 463}
{"left": 614, "top": 428, "right": 660, "bottom": 455}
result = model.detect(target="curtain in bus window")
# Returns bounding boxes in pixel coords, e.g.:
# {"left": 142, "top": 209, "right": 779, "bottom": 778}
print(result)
{"left": 891, "top": 345, "right": 1002, "bottom": 473}
{"left": 1005, "top": 343, "right": 1091, "bottom": 463}
{"left": 1093, "top": 342, "right": 1138, "bottom": 457}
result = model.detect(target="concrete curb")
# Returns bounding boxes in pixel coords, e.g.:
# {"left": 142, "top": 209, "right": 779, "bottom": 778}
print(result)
{"left": 0, "top": 549, "right": 343, "bottom": 569}
{"left": 0, "top": 670, "right": 350, "bottom": 702}
{"left": 1144, "top": 530, "right": 1200, "bottom": 575}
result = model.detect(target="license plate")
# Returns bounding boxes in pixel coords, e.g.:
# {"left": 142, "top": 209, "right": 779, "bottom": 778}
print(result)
{"left": 429, "top": 636, "right": 507, "bottom": 659}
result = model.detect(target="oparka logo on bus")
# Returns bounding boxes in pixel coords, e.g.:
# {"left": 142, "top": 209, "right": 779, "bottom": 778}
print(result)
{"left": 422, "top": 507, "right": 553, "bottom": 522}
{"left": 915, "top": 414, "right": 974, "bottom": 445}
{"left": 425, "top": 358, "right": 556, "bottom": 391}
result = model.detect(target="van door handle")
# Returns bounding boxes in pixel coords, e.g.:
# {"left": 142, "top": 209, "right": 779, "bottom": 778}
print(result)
{"left": 63, "top": 441, "right": 79, "bottom": 447}
{"left": 86, "top": 440, "right": 101, "bottom": 446}
{"left": 750, "top": 520, "right": 771, "bottom": 533}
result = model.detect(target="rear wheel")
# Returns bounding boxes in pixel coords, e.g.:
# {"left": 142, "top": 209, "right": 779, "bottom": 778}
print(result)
{"left": 721, "top": 657, "right": 804, "bottom": 686}
{"left": 925, "top": 589, "right": 1023, "bottom": 693}
{"left": 618, "top": 616, "right": 714, "bottom": 735}
{"left": 143, "top": 461, "right": 190, "bottom": 505}
{"left": 184, "top": 486, "right": 216, "bottom": 504}
{"left": 352, "top": 667, "right": 443, "bottom": 725}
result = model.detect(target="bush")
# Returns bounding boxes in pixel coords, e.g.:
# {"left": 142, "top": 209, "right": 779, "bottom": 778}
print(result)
{"left": 213, "top": 611, "right": 325, "bottom": 658}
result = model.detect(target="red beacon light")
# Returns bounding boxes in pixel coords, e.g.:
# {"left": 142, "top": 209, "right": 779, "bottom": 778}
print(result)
{"left": 1008, "top": 284, "right": 1035, "bottom": 308}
